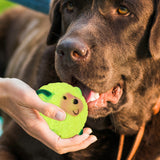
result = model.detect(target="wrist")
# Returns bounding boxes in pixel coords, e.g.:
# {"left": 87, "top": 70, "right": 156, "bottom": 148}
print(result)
{"left": 0, "top": 78, "right": 6, "bottom": 92}
{"left": 0, "top": 78, "right": 7, "bottom": 110}
{"left": 0, "top": 78, "right": 11, "bottom": 102}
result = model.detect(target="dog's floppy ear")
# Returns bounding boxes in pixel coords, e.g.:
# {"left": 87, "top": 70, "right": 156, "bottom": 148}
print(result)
{"left": 149, "top": 0, "right": 160, "bottom": 60}
{"left": 47, "top": 0, "right": 61, "bottom": 45}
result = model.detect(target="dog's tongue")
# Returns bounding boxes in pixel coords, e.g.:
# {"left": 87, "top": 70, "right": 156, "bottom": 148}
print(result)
{"left": 82, "top": 86, "right": 122, "bottom": 107}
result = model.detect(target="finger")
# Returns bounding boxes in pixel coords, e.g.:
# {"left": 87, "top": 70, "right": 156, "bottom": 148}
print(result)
{"left": 56, "top": 128, "right": 93, "bottom": 148}
{"left": 26, "top": 93, "right": 66, "bottom": 121}
{"left": 26, "top": 124, "right": 97, "bottom": 154}
{"left": 59, "top": 135, "right": 97, "bottom": 154}
{"left": 26, "top": 121, "right": 60, "bottom": 149}
{"left": 82, "top": 127, "right": 93, "bottom": 135}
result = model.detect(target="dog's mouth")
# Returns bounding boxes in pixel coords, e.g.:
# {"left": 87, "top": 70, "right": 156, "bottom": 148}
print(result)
{"left": 72, "top": 77, "right": 124, "bottom": 118}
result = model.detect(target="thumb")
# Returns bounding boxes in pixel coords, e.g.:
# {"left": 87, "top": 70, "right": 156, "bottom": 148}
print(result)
{"left": 29, "top": 92, "right": 66, "bottom": 121}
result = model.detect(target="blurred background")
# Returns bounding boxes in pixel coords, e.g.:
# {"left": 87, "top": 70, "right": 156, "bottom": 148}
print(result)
{"left": 0, "top": 0, "right": 50, "bottom": 14}
{"left": 0, "top": 0, "right": 16, "bottom": 14}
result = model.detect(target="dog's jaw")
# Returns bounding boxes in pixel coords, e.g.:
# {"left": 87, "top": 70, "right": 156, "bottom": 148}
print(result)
{"left": 71, "top": 78, "right": 124, "bottom": 119}
{"left": 85, "top": 85, "right": 123, "bottom": 118}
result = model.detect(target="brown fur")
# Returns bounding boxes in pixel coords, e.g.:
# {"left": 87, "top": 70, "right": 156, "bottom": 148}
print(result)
{"left": 0, "top": 0, "right": 160, "bottom": 159}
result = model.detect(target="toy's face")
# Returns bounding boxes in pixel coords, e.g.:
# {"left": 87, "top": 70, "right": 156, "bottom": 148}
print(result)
{"left": 61, "top": 93, "right": 83, "bottom": 116}
{"left": 37, "top": 89, "right": 84, "bottom": 116}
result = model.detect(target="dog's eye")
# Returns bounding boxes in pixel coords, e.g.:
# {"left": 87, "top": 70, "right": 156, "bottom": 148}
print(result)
{"left": 66, "top": 2, "right": 74, "bottom": 12}
{"left": 117, "top": 6, "right": 130, "bottom": 16}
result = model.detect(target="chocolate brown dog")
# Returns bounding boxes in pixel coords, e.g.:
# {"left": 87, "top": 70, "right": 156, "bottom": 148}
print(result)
{"left": 0, "top": 0, "right": 160, "bottom": 159}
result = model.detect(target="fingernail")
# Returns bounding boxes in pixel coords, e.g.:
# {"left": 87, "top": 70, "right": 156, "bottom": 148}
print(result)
{"left": 55, "top": 111, "right": 66, "bottom": 121}
{"left": 88, "top": 128, "right": 92, "bottom": 134}
{"left": 91, "top": 136, "right": 97, "bottom": 143}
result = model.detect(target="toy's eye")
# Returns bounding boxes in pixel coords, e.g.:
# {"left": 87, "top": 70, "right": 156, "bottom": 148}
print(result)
{"left": 117, "top": 6, "right": 130, "bottom": 16}
{"left": 73, "top": 99, "right": 79, "bottom": 104}
{"left": 66, "top": 2, "right": 74, "bottom": 12}
{"left": 63, "top": 96, "right": 67, "bottom": 100}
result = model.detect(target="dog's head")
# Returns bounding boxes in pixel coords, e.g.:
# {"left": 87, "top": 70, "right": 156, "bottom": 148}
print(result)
{"left": 47, "top": 0, "right": 160, "bottom": 135}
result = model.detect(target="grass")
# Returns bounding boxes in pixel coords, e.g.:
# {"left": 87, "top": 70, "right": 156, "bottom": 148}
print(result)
{"left": 0, "top": 0, "right": 16, "bottom": 14}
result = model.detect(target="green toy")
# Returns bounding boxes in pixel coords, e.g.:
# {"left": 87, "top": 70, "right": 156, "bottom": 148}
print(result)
{"left": 37, "top": 82, "right": 88, "bottom": 139}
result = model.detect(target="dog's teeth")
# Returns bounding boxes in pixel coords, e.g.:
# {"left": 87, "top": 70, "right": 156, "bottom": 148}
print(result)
{"left": 95, "top": 93, "right": 100, "bottom": 99}
{"left": 90, "top": 93, "right": 100, "bottom": 102}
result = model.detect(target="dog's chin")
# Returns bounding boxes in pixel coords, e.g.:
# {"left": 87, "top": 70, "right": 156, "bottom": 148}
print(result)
{"left": 71, "top": 77, "right": 124, "bottom": 119}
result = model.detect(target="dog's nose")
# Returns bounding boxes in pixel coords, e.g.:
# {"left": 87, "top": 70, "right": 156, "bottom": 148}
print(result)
{"left": 56, "top": 38, "right": 90, "bottom": 62}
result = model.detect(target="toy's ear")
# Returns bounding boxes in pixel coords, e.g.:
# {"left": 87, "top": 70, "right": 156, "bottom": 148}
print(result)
{"left": 47, "top": 0, "right": 61, "bottom": 45}
{"left": 75, "top": 87, "right": 83, "bottom": 96}
{"left": 149, "top": 0, "right": 160, "bottom": 60}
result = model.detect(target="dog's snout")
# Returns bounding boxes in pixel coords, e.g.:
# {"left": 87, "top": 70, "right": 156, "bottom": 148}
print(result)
{"left": 56, "top": 38, "right": 90, "bottom": 62}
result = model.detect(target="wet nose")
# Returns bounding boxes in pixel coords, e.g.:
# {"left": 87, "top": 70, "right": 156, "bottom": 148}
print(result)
{"left": 56, "top": 38, "right": 90, "bottom": 62}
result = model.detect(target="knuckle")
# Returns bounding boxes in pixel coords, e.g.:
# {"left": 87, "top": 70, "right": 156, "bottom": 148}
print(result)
{"left": 43, "top": 108, "right": 56, "bottom": 118}
{"left": 43, "top": 110, "right": 50, "bottom": 117}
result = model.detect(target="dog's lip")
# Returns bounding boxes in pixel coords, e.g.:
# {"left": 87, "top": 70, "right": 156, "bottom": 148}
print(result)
{"left": 72, "top": 78, "right": 123, "bottom": 113}
{"left": 85, "top": 84, "right": 123, "bottom": 107}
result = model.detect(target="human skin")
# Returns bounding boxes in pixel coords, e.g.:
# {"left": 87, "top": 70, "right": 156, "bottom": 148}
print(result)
{"left": 0, "top": 78, "right": 97, "bottom": 154}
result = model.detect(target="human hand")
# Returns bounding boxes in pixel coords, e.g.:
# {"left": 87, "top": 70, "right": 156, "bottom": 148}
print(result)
{"left": 0, "top": 78, "right": 97, "bottom": 154}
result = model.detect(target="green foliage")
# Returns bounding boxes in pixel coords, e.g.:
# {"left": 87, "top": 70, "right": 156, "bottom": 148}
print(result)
{"left": 0, "top": 0, "right": 16, "bottom": 14}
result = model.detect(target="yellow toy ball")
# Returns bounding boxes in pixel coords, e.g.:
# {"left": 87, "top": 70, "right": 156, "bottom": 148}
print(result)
{"left": 37, "top": 82, "right": 88, "bottom": 139}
